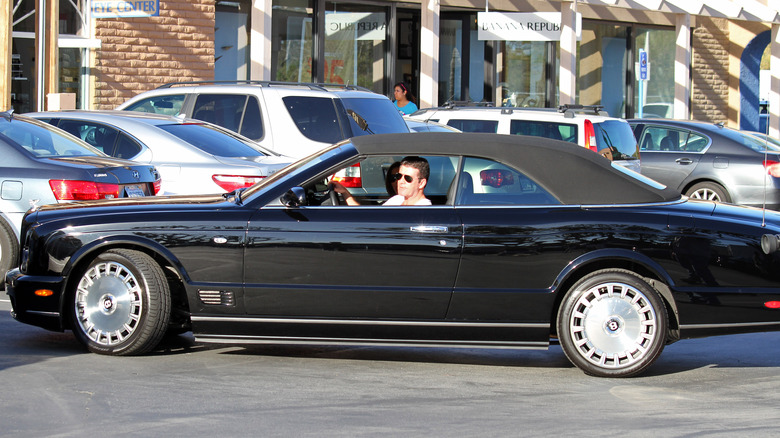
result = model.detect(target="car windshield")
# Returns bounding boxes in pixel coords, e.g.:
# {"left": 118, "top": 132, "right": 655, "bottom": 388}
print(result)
{"left": 340, "top": 97, "right": 410, "bottom": 136}
{"left": 595, "top": 120, "right": 640, "bottom": 160}
{"left": 158, "top": 123, "right": 274, "bottom": 157}
{"left": 0, "top": 117, "right": 104, "bottom": 157}
{"left": 727, "top": 129, "right": 780, "bottom": 153}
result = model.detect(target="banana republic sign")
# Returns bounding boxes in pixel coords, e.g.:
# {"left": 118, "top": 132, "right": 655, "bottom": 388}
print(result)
{"left": 478, "top": 12, "right": 581, "bottom": 41}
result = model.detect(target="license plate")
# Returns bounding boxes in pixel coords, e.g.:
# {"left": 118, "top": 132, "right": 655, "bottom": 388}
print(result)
{"left": 124, "top": 185, "right": 146, "bottom": 197}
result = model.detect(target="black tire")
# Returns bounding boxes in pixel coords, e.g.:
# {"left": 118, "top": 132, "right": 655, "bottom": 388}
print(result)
{"left": 685, "top": 182, "right": 731, "bottom": 203}
{"left": 70, "top": 249, "right": 170, "bottom": 355}
{"left": 0, "top": 221, "right": 19, "bottom": 292}
{"left": 557, "top": 269, "right": 668, "bottom": 377}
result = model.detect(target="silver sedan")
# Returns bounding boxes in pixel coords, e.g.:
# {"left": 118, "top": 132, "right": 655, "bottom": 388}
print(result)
{"left": 26, "top": 111, "right": 294, "bottom": 196}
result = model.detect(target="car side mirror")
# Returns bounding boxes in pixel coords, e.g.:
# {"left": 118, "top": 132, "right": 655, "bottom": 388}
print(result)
{"left": 281, "top": 187, "right": 307, "bottom": 207}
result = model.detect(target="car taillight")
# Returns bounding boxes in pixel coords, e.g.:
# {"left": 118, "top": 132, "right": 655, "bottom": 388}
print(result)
{"left": 332, "top": 163, "right": 362, "bottom": 188}
{"left": 480, "top": 169, "right": 515, "bottom": 188}
{"left": 764, "top": 160, "right": 780, "bottom": 178}
{"left": 49, "top": 180, "right": 120, "bottom": 200}
{"left": 212, "top": 175, "right": 265, "bottom": 192}
{"left": 152, "top": 179, "right": 162, "bottom": 195}
{"left": 584, "top": 119, "right": 597, "bottom": 152}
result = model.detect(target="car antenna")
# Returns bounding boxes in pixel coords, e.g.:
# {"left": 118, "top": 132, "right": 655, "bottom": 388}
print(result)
{"left": 762, "top": 127, "right": 770, "bottom": 227}
{"left": 1, "top": 109, "right": 14, "bottom": 121}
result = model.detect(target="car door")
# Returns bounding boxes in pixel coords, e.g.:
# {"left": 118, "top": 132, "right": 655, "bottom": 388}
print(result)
{"left": 635, "top": 124, "right": 705, "bottom": 190}
{"left": 242, "top": 156, "right": 462, "bottom": 322}
{"left": 446, "top": 156, "right": 580, "bottom": 345}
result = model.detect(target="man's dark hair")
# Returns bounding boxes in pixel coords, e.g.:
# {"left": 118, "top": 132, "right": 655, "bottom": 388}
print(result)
{"left": 401, "top": 156, "right": 429, "bottom": 181}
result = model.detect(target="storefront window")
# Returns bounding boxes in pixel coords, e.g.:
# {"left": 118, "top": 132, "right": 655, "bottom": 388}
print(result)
{"left": 322, "top": 2, "right": 387, "bottom": 93}
{"left": 633, "top": 28, "right": 675, "bottom": 118}
{"left": 500, "top": 41, "right": 551, "bottom": 107}
{"left": 578, "top": 23, "right": 628, "bottom": 117}
{"left": 272, "top": 0, "right": 314, "bottom": 83}
{"left": 12, "top": 0, "right": 92, "bottom": 112}
{"left": 215, "top": 0, "right": 251, "bottom": 81}
{"left": 439, "top": 14, "right": 485, "bottom": 104}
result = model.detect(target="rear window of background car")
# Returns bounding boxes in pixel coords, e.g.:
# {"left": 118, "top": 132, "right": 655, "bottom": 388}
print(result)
{"left": 124, "top": 95, "right": 185, "bottom": 116}
{"left": 445, "top": 119, "right": 498, "bottom": 133}
{"left": 510, "top": 120, "right": 577, "bottom": 143}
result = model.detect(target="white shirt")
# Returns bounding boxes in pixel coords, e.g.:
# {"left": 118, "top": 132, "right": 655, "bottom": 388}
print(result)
{"left": 383, "top": 195, "right": 432, "bottom": 206}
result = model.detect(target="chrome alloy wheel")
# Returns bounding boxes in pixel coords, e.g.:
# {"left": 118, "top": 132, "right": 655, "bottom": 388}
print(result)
{"left": 75, "top": 261, "right": 144, "bottom": 346}
{"left": 688, "top": 188, "right": 721, "bottom": 202}
{"left": 569, "top": 281, "right": 659, "bottom": 370}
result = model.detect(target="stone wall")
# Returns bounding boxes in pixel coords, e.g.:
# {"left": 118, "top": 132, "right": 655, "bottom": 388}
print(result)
{"left": 93, "top": 0, "right": 215, "bottom": 109}
{"left": 691, "top": 17, "right": 730, "bottom": 124}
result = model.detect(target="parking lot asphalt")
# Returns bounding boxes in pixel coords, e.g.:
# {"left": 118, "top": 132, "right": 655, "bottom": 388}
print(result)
{"left": 1, "top": 297, "right": 780, "bottom": 436}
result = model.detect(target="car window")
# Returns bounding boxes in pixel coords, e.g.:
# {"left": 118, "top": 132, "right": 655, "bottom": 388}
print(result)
{"left": 316, "top": 155, "right": 458, "bottom": 206}
{"left": 56, "top": 120, "right": 118, "bottom": 154}
{"left": 339, "top": 97, "right": 410, "bottom": 136}
{"left": 158, "top": 123, "right": 269, "bottom": 157}
{"left": 683, "top": 131, "right": 709, "bottom": 152}
{"left": 115, "top": 133, "right": 143, "bottom": 159}
{"left": 593, "top": 120, "right": 639, "bottom": 159}
{"left": 457, "top": 157, "right": 559, "bottom": 206}
{"left": 446, "top": 119, "right": 498, "bottom": 133}
{"left": 239, "top": 96, "right": 264, "bottom": 141}
{"left": 0, "top": 118, "right": 103, "bottom": 157}
{"left": 283, "top": 96, "right": 344, "bottom": 144}
{"left": 718, "top": 127, "right": 780, "bottom": 153}
{"left": 124, "top": 95, "right": 185, "bottom": 116}
{"left": 192, "top": 94, "right": 247, "bottom": 133}
{"left": 639, "top": 126, "right": 688, "bottom": 152}
{"left": 510, "top": 120, "right": 577, "bottom": 143}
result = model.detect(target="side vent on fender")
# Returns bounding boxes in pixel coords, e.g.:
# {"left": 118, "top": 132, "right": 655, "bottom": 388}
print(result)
{"left": 198, "top": 290, "right": 235, "bottom": 306}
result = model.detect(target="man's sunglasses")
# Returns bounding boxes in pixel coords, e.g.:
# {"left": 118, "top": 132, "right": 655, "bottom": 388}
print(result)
{"left": 392, "top": 173, "right": 415, "bottom": 183}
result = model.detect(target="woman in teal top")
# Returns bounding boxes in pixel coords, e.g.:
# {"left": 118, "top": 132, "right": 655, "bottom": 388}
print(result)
{"left": 393, "top": 81, "right": 418, "bottom": 115}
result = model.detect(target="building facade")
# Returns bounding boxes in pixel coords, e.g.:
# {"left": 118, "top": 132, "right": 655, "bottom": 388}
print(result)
{"left": 8, "top": 0, "right": 780, "bottom": 135}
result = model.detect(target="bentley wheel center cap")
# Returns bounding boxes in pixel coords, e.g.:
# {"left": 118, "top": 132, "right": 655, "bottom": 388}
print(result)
{"left": 604, "top": 316, "right": 624, "bottom": 335}
{"left": 100, "top": 294, "right": 117, "bottom": 315}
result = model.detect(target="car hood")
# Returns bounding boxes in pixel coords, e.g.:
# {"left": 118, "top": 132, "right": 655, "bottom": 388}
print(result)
{"left": 33, "top": 193, "right": 227, "bottom": 214}
{"left": 44, "top": 156, "right": 159, "bottom": 183}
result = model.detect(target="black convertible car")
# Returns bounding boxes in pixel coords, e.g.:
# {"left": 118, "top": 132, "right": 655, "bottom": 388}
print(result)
{"left": 6, "top": 133, "right": 780, "bottom": 377}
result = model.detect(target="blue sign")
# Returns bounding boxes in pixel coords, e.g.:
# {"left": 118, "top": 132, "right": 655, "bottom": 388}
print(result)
{"left": 639, "top": 49, "right": 648, "bottom": 81}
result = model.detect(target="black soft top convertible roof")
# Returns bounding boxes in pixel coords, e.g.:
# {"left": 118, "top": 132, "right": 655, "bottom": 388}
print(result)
{"left": 350, "top": 132, "right": 681, "bottom": 205}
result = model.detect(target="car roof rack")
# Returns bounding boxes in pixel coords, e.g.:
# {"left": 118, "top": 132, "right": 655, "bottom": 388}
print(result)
{"left": 156, "top": 80, "right": 373, "bottom": 92}
{"left": 441, "top": 100, "right": 495, "bottom": 109}
{"left": 557, "top": 104, "right": 609, "bottom": 117}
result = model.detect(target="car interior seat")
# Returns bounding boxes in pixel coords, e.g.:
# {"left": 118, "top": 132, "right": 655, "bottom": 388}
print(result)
{"left": 660, "top": 136, "right": 674, "bottom": 151}
{"left": 641, "top": 133, "right": 654, "bottom": 150}
{"left": 455, "top": 172, "right": 474, "bottom": 205}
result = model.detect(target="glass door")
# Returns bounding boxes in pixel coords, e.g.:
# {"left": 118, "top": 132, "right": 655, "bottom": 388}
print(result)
{"left": 323, "top": 1, "right": 389, "bottom": 93}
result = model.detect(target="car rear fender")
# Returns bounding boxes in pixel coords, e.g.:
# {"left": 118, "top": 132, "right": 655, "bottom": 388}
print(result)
{"left": 549, "top": 248, "right": 681, "bottom": 337}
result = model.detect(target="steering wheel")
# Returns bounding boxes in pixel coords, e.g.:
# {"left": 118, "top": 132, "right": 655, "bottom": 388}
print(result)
{"left": 327, "top": 182, "right": 341, "bottom": 205}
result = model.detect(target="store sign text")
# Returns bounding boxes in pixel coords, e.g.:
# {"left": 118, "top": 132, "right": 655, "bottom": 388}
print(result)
{"left": 326, "top": 12, "right": 386, "bottom": 41}
{"left": 93, "top": 0, "right": 160, "bottom": 18}
{"left": 478, "top": 12, "right": 581, "bottom": 41}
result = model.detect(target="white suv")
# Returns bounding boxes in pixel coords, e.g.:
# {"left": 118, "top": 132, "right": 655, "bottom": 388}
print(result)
{"left": 117, "top": 81, "right": 410, "bottom": 158}
{"left": 407, "top": 104, "right": 641, "bottom": 172}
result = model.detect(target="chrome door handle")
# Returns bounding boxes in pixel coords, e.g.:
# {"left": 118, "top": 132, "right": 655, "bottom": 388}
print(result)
{"left": 410, "top": 225, "right": 449, "bottom": 233}
{"left": 675, "top": 158, "right": 693, "bottom": 165}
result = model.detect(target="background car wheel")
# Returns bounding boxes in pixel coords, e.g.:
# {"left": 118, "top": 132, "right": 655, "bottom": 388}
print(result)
{"left": 0, "top": 221, "right": 19, "bottom": 292}
{"left": 557, "top": 269, "right": 668, "bottom": 377}
{"left": 685, "top": 182, "right": 731, "bottom": 203}
{"left": 70, "top": 249, "right": 170, "bottom": 355}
